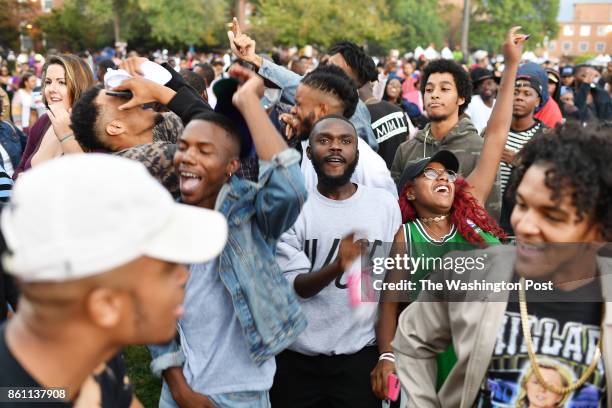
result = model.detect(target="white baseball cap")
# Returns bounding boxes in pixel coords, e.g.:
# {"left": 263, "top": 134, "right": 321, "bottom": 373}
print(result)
{"left": 1, "top": 154, "right": 228, "bottom": 282}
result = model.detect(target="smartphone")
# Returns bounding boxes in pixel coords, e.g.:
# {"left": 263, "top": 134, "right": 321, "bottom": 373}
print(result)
{"left": 105, "top": 90, "right": 133, "bottom": 98}
{"left": 386, "top": 373, "right": 400, "bottom": 402}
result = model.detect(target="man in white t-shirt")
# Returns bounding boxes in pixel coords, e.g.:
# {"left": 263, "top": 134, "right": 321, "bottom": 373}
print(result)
{"left": 465, "top": 68, "right": 498, "bottom": 134}
{"left": 272, "top": 116, "right": 401, "bottom": 408}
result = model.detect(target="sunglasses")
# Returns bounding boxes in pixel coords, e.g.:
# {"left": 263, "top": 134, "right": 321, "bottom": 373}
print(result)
{"left": 421, "top": 167, "right": 457, "bottom": 182}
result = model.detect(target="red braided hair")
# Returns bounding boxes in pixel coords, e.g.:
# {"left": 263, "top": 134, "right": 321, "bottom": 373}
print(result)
{"left": 399, "top": 177, "right": 506, "bottom": 245}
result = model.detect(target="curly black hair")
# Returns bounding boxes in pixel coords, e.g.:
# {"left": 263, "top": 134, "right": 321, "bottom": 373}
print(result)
{"left": 301, "top": 64, "right": 359, "bottom": 119}
{"left": 506, "top": 122, "right": 612, "bottom": 240}
{"left": 420, "top": 59, "right": 472, "bottom": 115}
{"left": 70, "top": 85, "right": 112, "bottom": 152}
{"left": 328, "top": 41, "right": 378, "bottom": 87}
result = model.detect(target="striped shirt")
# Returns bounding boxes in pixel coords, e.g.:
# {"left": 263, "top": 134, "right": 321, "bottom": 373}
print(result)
{"left": 500, "top": 121, "right": 545, "bottom": 194}
{"left": 0, "top": 163, "right": 12, "bottom": 203}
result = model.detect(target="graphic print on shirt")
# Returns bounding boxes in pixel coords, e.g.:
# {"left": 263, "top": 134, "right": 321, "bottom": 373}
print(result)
{"left": 304, "top": 238, "right": 383, "bottom": 289}
{"left": 371, "top": 111, "right": 408, "bottom": 144}
{"left": 475, "top": 311, "right": 605, "bottom": 408}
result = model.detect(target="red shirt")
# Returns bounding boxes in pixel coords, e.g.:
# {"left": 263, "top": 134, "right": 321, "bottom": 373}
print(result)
{"left": 534, "top": 98, "right": 563, "bottom": 128}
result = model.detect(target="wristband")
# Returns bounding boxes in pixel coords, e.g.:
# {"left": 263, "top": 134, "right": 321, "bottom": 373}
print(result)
{"left": 379, "top": 356, "right": 396, "bottom": 363}
{"left": 379, "top": 352, "right": 395, "bottom": 362}
{"left": 59, "top": 133, "right": 75, "bottom": 143}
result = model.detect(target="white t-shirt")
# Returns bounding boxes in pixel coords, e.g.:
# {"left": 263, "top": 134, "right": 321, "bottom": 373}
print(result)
{"left": 465, "top": 95, "right": 495, "bottom": 135}
{"left": 276, "top": 184, "right": 402, "bottom": 355}
{"left": 300, "top": 138, "right": 398, "bottom": 198}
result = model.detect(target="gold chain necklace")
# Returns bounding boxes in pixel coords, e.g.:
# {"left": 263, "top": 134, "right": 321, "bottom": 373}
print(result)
{"left": 518, "top": 277, "right": 602, "bottom": 395}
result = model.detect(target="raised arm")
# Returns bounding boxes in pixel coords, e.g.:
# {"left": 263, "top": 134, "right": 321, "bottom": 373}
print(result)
{"left": 465, "top": 27, "right": 526, "bottom": 206}
{"left": 228, "top": 17, "right": 302, "bottom": 105}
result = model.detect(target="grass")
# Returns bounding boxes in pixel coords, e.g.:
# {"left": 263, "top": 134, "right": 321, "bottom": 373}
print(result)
{"left": 124, "top": 345, "right": 162, "bottom": 408}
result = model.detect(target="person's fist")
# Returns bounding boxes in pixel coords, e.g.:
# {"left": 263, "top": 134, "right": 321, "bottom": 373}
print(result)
{"left": 501, "top": 26, "right": 528, "bottom": 66}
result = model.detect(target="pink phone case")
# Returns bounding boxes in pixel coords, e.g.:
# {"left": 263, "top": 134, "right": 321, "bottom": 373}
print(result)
{"left": 387, "top": 373, "right": 400, "bottom": 401}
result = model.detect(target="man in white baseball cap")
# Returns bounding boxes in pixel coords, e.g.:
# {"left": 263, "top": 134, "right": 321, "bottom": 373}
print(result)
{"left": 0, "top": 154, "right": 227, "bottom": 407}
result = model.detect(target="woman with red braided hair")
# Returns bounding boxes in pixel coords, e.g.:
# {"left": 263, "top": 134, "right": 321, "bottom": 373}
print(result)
{"left": 371, "top": 26, "right": 528, "bottom": 402}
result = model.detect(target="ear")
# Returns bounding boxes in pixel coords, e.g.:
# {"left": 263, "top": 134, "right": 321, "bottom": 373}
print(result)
{"left": 457, "top": 96, "right": 465, "bottom": 107}
{"left": 85, "top": 288, "right": 124, "bottom": 329}
{"left": 405, "top": 185, "right": 416, "bottom": 200}
{"left": 106, "top": 120, "right": 125, "bottom": 137}
{"left": 226, "top": 158, "right": 240, "bottom": 178}
{"left": 315, "top": 103, "right": 329, "bottom": 119}
{"left": 306, "top": 145, "right": 312, "bottom": 161}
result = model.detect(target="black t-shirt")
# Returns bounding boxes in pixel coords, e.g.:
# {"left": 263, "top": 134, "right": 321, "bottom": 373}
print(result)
{"left": 475, "top": 275, "right": 606, "bottom": 407}
{"left": 0, "top": 324, "right": 133, "bottom": 407}
{"left": 366, "top": 101, "right": 409, "bottom": 169}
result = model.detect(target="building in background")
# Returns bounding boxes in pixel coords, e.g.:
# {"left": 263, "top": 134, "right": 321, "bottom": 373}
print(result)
{"left": 548, "top": 0, "right": 612, "bottom": 58}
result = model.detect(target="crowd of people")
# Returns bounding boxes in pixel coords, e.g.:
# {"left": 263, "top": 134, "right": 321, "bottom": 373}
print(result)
{"left": 0, "top": 18, "right": 609, "bottom": 408}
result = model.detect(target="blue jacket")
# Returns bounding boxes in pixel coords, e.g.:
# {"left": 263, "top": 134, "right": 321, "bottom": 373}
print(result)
{"left": 149, "top": 148, "right": 308, "bottom": 375}
{"left": 0, "top": 121, "right": 26, "bottom": 170}
{"left": 258, "top": 58, "right": 379, "bottom": 152}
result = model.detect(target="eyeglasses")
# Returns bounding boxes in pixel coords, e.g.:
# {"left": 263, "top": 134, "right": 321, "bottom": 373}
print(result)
{"left": 421, "top": 167, "right": 457, "bottom": 182}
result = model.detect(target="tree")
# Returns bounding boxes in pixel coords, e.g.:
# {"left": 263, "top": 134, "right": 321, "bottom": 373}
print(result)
{"left": 0, "top": 0, "right": 40, "bottom": 51}
{"left": 250, "top": 0, "right": 399, "bottom": 49}
{"left": 387, "top": 0, "right": 446, "bottom": 51}
{"left": 138, "top": 0, "right": 228, "bottom": 46}
{"left": 38, "top": 0, "right": 231, "bottom": 51}
{"left": 37, "top": 0, "right": 114, "bottom": 51}
{"left": 469, "top": 0, "right": 559, "bottom": 52}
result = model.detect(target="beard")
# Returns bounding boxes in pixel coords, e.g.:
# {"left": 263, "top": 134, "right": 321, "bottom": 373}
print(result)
{"left": 298, "top": 112, "right": 317, "bottom": 141}
{"left": 311, "top": 151, "right": 359, "bottom": 189}
{"left": 427, "top": 112, "right": 452, "bottom": 122}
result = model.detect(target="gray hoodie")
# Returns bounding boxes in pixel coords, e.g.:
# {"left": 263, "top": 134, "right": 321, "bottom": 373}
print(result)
{"left": 391, "top": 116, "right": 502, "bottom": 221}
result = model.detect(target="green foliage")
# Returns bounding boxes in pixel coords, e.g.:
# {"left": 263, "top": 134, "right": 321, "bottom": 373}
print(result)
{"left": 38, "top": 0, "right": 230, "bottom": 51}
{"left": 470, "top": 0, "right": 559, "bottom": 52}
{"left": 138, "top": 0, "right": 228, "bottom": 46}
{"left": 250, "top": 0, "right": 399, "bottom": 49}
{"left": 387, "top": 0, "right": 446, "bottom": 50}
{"left": 124, "top": 345, "right": 161, "bottom": 407}
{"left": 37, "top": 0, "right": 114, "bottom": 51}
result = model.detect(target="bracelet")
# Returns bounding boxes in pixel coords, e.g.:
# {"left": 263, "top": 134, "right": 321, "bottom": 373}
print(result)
{"left": 379, "top": 352, "right": 395, "bottom": 362}
{"left": 59, "top": 133, "right": 75, "bottom": 143}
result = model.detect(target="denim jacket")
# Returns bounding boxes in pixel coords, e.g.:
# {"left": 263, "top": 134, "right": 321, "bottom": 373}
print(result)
{"left": 258, "top": 58, "right": 379, "bottom": 152}
{"left": 0, "top": 121, "right": 26, "bottom": 170}
{"left": 149, "top": 148, "right": 308, "bottom": 375}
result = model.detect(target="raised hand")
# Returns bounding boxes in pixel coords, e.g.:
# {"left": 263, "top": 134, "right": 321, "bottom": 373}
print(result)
{"left": 227, "top": 17, "right": 263, "bottom": 68}
{"left": 228, "top": 64, "right": 265, "bottom": 108}
{"left": 119, "top": 57, "right": 149, "bottom": 77}
{"left": 111, "top": 77, "right": 176, "bottom": 111}
{"left": 502, "top": 26, "right": 528, "bottom": 67}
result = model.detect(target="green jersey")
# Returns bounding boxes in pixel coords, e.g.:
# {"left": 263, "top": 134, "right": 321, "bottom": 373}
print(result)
{"left": 403, "top": 218, "right": 500, "bottom": 390}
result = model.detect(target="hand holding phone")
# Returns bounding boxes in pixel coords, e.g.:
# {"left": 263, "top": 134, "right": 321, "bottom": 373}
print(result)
{"left": 386, "top": 373, "right": 400, "bottom": 402}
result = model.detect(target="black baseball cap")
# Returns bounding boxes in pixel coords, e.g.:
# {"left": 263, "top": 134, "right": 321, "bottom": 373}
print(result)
{"left": 516, "top": 74, "right": 543, "bottom": 97}
{"left": 398, "top": 150, "right": 460, "bottom": 190}
{"left": 470, "top": 67, "right": 498, "bottom": 88}
{"left": 561, "top": 66, "right": 574, "bottom": 77}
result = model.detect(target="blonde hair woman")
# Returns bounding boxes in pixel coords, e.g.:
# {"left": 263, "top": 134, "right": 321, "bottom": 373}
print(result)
{"left": 516, "top": 359, "right": 573, "bottom": 408}
{"left": 14, "top": 54, "right": 94, "bottom": 178}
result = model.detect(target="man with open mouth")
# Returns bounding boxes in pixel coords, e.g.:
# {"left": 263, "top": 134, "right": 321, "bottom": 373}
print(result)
{"left": 149, "top": 65, "right": 308, "bottom": 408}
{"left": 273, "top": 114, "right": 401, "bottom": 407}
